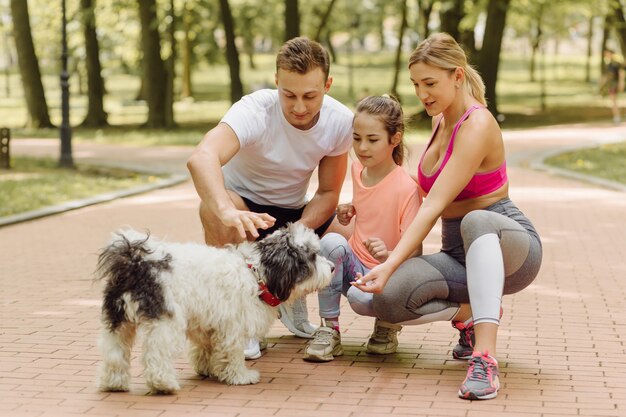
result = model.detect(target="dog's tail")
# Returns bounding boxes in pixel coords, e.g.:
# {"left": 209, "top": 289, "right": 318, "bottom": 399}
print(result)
{"left": 96, "top": 229, "right": 172, "bottom": 331}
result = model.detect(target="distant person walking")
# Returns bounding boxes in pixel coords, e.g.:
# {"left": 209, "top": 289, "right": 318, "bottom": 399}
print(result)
{"left": 600, "top": 48, "right": 625, "bottom": 124}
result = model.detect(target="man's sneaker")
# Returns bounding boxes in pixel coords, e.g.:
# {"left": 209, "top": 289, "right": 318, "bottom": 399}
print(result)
{"left": 244, "top": 338, "right": 268, "bottom": 360}
{"left": 458, "top": 351, "right": 500, "bottom": 400}
{"left": 451, "top": 320, "right": 474, "bottom": 360}
{"left": 451, "top": 308, "right": 503, "bottom": 360}
{"left": 365, "top": 319, "right": 401, "bottom": 354}
{"left": 279, "top": 296, "right": 318, "bottom": 338}
{"left": 303, "top": 326, "right": 343, "bottom": 362}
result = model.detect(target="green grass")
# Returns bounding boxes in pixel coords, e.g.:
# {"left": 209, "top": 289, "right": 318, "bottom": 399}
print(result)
{"left": 0, "top": 156, "right": 164, "bottom": 217}
{"left": 544, "top": 142, "right": 626, "bottom": 185}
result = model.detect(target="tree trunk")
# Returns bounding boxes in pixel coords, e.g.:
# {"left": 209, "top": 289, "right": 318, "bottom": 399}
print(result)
{"left": 391, "top": 0, "right": 408, "bottom": 98}
{"left": 10, "top": 0, "right": 52, "bottom": 128}
{"left": 284, "top": 0, "right": 300, "bottom": 41}
{"left": 138, "top": 0, "right": 172, "bottom": 128}
{"left": 417, "top": 0, "right": 435, "bottom": 42}
{"left": 477, "top": 0, "right": 510, "bottom": 116}
{"left": 164, "top": 0, "right": 176, "bottom": 127}
{"left": 529, "top": 7, "right": 543, "bottom": 83}
{"left": 80, "top": 0, "right": 108, "bottom": 127}
{"left": 181, "top": 0, "right": 193, "bottom": 99}
{"left": 219, "top": 0, "right": 243, "bottom": 103}
{"left": 585, "top": 14, "right": 593, "bottom": 83}
{"left": 461, "top": 29, "right": 477, "bottom": 59}
{"left": 440, "top": 0, "right": 464, "bottom": 42}
{"left": 600, "top": 14, "right": 610, "bottom": 76}
{"left": 611, "top": 0, "right": 626, "bottom": 54}
{"left": 325, "top": 30, "right": 337, "bottom": 63}
{"left": 313, "top": 0, "right": 337, "bottom": 42}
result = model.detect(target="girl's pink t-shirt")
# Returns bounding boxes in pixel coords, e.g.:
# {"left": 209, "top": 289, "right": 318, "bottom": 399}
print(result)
{"left": 348, "top": 160, "right": 421, "bottom": 269}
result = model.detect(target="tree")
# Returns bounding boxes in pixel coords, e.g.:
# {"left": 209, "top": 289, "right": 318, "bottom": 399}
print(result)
{"left": 80, "top": 0, "right": 108, "bottom": 127}
{"left": 610, "top": 0, "right": 626, "bottom": 53}
{"left": 10, "top": 0, "right": 52, "bottom": 128}
{"left": 440, "top": 0, "right": 465, "bottom": 42}
{"left": 219, "top": 0, "right": 243, "bottom": 103}
{"left": 416, "top": 0, "right": 435, "bottom": 42}
{"left": 164, "top": 0, "right": 176, "bottom": 127}
{"left": 137, "top": 0, "right": 173, "bottom": 128}
{"left": 391, "top": 0, "right": 408, "bottom": 99}
{"left": 285, "top": 0, "right": 300, "bottom": 41}
{"left": 181, "top": 0, "right": 193, "bottom": 98}
{"left": 313, "top": 0, "right": 337, "bottom": 42}
{"left": 477, "top": 0, "right": 510, "bottom": 116}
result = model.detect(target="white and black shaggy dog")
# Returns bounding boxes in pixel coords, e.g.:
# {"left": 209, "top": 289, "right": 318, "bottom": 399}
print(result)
{"left": 95, "top": 223, "right": 333, "bottom": 394}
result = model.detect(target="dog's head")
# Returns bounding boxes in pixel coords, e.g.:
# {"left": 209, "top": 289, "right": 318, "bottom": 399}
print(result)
{"left": 256, "top": 223, "right": 333, "bottom": 302}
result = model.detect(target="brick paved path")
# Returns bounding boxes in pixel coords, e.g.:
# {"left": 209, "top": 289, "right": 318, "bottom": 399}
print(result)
{"left": 1, "top": 123, "right": 625, "bottom": 417}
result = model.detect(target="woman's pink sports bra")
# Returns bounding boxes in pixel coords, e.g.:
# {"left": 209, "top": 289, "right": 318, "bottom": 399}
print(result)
{"left": 417, "top": 105, "right": 507, "bottom": 201}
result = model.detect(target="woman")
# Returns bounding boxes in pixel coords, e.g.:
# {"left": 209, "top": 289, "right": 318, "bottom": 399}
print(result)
{"left": 352, "top": 33, "right": 542, "bottom": 400}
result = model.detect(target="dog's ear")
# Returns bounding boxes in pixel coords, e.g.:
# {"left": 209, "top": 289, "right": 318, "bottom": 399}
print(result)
{"left": 257, "top": 229, "right": 313, "bottom": 301}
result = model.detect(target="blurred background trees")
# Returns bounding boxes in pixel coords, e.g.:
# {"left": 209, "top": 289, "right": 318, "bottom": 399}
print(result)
{"left": 0, "top": 0, "right": 625, "bottom": 129}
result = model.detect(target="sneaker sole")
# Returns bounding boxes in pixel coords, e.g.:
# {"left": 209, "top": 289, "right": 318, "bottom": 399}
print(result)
{"left": 452, "top": 351, "right": 473, "bottom": 360}
{"left": 244, "top": 351, "right": 262, "bottom": 360}
{"left": 303, "top": 345, "right": 344, "bottom": 362}
{"left": 458, "top": 389, "right": 498, "bottom": 400}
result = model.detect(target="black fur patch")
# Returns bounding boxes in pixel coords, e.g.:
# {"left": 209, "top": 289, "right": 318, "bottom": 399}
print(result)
{"left": 258, "top": 231, "right": 314, "bottom": 301}
{"left": 96, "top": 232, "right": 172, "bottom": 330}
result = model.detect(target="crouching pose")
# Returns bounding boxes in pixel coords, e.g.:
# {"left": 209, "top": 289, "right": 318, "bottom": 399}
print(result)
{"left": 352, "top": 33, "right": 542, "bottom": 400}
{"left": 304, "top": 95, "right": 421, "bottom": 362}
{"left": 96, "top": 224, "right": 333, "bottom": 394}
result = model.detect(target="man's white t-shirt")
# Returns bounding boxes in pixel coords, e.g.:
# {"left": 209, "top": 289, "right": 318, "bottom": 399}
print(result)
{"left": 220, "top": 89, "right": 353, "bottom": 208}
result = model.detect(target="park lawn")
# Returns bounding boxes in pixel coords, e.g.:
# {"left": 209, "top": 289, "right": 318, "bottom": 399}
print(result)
{"left": 544, "top": 141, "right": 626, "bottom": 185}
{"left": 0, "top": 156, "right": 163, "bottom": 217}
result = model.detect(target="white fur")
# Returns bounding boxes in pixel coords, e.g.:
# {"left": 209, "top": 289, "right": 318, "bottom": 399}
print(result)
{"left": 96, "top": 223, "right": 333, "bottom": 394}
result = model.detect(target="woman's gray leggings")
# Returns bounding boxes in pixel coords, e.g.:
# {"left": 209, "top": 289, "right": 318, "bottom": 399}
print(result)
{"left": 372, "top": 198, "right": 542, "bottom": 326}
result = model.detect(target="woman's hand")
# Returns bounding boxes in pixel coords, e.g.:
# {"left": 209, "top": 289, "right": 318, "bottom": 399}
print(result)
{"left": 336, "top": 203, "right": 355, "bottom": 226}
{"left": 364, "top": 237, "right": 389, "bottom": 262}
{"left": 351, "top": 262, "right": 393, "bottom": 294}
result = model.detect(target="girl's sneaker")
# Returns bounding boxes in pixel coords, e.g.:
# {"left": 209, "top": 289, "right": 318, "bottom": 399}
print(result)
{"left": 303, "top": 326, "right": 343, "bottom": 362}
{"left": 365, "top": 319, "right": 402, "bottom": 354}
{"left": 458, "top": 351, "right": 500, "bottom": 400}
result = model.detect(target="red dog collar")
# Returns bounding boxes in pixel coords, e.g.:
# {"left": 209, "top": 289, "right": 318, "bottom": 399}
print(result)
{"left": 248, "top": 264, "right": 282, "bottom": 307}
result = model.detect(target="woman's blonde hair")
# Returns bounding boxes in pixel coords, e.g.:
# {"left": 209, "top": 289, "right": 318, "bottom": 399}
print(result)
{"left": 355, "top": 95, "right": 407, "bottom": 166}
{"left": 408, "top": 32, "right": 486, "bottom": 106}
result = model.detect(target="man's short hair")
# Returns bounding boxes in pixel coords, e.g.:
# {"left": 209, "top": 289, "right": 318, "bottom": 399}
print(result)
{"left": 276, "top": 37, "right": 330, "bottom": 80}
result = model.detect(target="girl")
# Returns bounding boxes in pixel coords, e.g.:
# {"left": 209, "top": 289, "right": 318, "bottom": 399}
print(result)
{"left": 303, "top": 95, "right": 421, "bottom": 362}
{"left": 353, "top": 33, "right": 542, "bottom": 400}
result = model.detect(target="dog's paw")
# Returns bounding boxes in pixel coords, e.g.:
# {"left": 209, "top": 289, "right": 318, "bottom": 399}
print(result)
{"left": 97, "top": 372, "right": 130, "bottom": 392}
{"left": 223, "top": 368, "right": 260, "bottom": 385}
{"left": 98, "top": 384, "right": 130, "bottom": 393}
{"left": 147, "top": 380, "right": 180, "bottom": 395}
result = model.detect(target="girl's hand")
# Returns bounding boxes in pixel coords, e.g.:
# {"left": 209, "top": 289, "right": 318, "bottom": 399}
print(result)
{"left": 336, "top": 204, "right": 355, "bottom": 226}
{"left": 351, "top": 263, "right": 393, "bottom": 294}
{"left": 364, "top": 237, "right": 389, "bottom": 262}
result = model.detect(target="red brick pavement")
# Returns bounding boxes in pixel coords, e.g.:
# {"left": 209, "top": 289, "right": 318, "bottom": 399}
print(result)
{"left": 1, "top": 123, "right": 625, "bottom": 416}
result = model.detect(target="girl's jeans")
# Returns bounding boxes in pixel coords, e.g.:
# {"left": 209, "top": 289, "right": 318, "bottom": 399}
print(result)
{"left": 318, "top": 233, "right": 376, "bottom": 318}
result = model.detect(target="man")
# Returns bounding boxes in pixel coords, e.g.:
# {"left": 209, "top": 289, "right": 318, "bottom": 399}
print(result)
{"left": 187, "top": 37, "right": 353, "bottom": 359}
{"left": 601, "top": 48, "right": 625, "bottom": 124}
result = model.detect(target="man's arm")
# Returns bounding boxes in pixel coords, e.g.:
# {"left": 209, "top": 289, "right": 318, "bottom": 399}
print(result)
{"left": 299, "top": 152, "right": 348, "bottom": 229}
{"left": 187, "top": 123, "right": 274, "bottom": 239}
